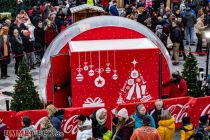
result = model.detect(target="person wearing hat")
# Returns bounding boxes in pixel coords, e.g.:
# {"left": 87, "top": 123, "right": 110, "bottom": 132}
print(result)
{"left": 131, "top": 104, "right": 156, "bottom": 130}
{"left": 130, "top": 116, "right": 162, "bottom": 140}
{"left": 162, "top": 71, "right": 188, "bottom": 98}
{"left": 180, "top": 116, "right": 195, "bottom": 140}
{"left": 112, "top": 108, "right": 134, "bottom": 140}
{"left": 90, "top": 108, "right": 107, "bottom": 139}
{"left": 194, "top": 114, "right": 209, "bottom": 140}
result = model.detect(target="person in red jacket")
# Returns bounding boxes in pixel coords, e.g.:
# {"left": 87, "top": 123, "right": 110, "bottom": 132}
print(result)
{"left": 162, "top": 71, "right": 188, "bottom": 98}
{"left": 44, "top": 20, "right": 57, "bottom": 47}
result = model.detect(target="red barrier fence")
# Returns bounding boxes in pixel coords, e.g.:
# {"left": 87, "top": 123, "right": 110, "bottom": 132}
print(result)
{"left": 1, "top": 96, "right": 210, "bottom": 139}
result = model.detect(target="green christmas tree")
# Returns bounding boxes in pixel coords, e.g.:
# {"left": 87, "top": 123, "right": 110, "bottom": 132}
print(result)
{"left": 11, "top": 60, "right": 42, "bottom": 112}
{"left": 182, "top": 49, "right": 204, "bottom": 97}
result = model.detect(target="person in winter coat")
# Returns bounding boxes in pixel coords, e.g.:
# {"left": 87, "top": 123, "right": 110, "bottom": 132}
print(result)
{"left": 18, "top": 116, "right": 37, "bottom": 140}
{"left": 112, "top": 108, "right": 134, "bottom": 140}
{"left": 180, "top": 116, "right": 195, "bottom": 140}
{"left": 195, "top": 15, "right": 205, "bottom": 54}
{"left": 22, "top": 30, "right": 35, "bottom": 70}
{"left": 194, "top": 114, "right": 209, "bottom": 140}
{"left": 0, "top": 118, "right": 8, "bottom": 140}
{"left": 34, "top": 20, "right": 45, "bottom": 59}
{"left": 131, "top": 104, "right": 156, "bottom": 129}
{"left": 130, "top": 115, "right": 162, "bottom": 140}
{"left": 11, "top": 29, "right": 24, "bottom": 74}
{"left": 157, "top": 110, "right": 175, "bottom": 140}
{"left": 149, "top": 99, "right": 165, "bottom": 128}
{"left": 44, "top": 20, "right": 57, "bottom": 47}
{"left": 16, "top": 0, "right": 27, "bottom": 16}
{"left": 86, "top": 0, "right": 95, "bottom": 6}
{"left": 0, "top": 25, "right": 10, "bottom": 79}
{"left": 171, "top": 20, "right": 182, "bottom": 65}
{"left": 76, "top": 114, "right": 93, "bottom": 140}
{"left": 182, "top": 7, "right": 196, "bottom": 45}
{"left": 162, "top": 71, "right": 188, "bottom": 98}
{"left": 109, "top": 0, "right": 119, "bottom": 16}
{"left": 46, "top": 104, "right": 64, "bottom": 140}
{"left": 40, "top": 117, "right": 57, "bottom": 140}
{"left": 90, "top": 108, "right": 107, "bottom": 139}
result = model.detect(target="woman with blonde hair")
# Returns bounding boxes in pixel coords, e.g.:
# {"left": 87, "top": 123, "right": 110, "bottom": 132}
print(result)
{"left": 40, "top": 117, "right": 57, "bottom": 140}
{"left": 46, "top": 104, "right": 64, "bottom": 140}
{"left": 157, "top": 110, "right": 175, "bottom": 140}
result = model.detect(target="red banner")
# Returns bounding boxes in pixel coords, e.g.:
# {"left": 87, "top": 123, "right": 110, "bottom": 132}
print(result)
{"left": 0, "top": 96, "right": 210, "bottom": 139}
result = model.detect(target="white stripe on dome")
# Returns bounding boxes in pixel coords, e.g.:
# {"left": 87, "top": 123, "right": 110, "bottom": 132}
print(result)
{"left": 69, "top": 38, "right": 158, "bottom": 52}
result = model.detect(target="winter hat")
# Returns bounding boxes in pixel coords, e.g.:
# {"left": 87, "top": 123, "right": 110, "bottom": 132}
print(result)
{"left": 96, "top": 108, "right": 107, "bottom": 125}
{"left": 118, "top": 108, "right": 128, "bottom": 119}
{"left": 182, "top": 116, "right": 190, "bottom": 125}
{"left": 136, "top": 104, "right": 145, "bottom": 112}
{"left": 199, "top": 114, "right": 209, "bottom": 124}
{"left": 172, "top": 71, "right": 180, "bottom": 78}
{"left": 143, "top": 115, "right": 151, "bottom": 126}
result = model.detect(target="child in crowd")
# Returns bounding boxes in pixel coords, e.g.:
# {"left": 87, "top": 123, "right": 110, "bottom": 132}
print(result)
{"left": 180, "top": 116, "right": 195, "bottom": 140}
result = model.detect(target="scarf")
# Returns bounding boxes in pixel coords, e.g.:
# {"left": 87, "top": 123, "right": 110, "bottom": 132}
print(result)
{"left": 1, "top": 35, "right": 8, "bottom": 57}
{"left": 136, "top": 111, "right": 149, "bottom": 120}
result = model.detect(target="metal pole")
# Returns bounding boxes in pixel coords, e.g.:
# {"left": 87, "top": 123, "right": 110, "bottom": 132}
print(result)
{"left": 159, "top": 52, "right": 162, "bottom": 99}
{"left": 206, "top": 42, "right": 209, "bottom": 80}
{"left": 6, "top": 100, "right": 9, "bottom": 111}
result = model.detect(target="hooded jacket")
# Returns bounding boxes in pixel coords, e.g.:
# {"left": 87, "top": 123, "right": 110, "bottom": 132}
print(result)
{"left": 157, "top": 117, "right": 176, "bottom": 140}
{"left": 76, "top": 118, "right": 93, "bottom": 140}
{"left": 50, "top": 110, "right": 64, "bottom": 140}
{"left": 130, "top": 126, "right": 162, "bottom": 140}
{"left": 131, "top": 113, "right": 156, "bottom": 129}
{"left": 112, "top": 117, "right": 135, "bottom": 140}
{"left": 90, "top": 110, "right": 106, "bottom": 138}
{"left": 180, "top": 123, "right": 195, "bottom": 140}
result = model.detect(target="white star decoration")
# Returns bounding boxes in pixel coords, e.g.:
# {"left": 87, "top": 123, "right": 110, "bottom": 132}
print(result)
{"left": 131, "top": 59, "right": 138, "bottom": 66}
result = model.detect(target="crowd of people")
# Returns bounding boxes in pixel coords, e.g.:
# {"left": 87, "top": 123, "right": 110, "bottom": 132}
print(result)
{"left": 0, "top": 0, "right": 210, "bottom": 79}
{"left": 0, "top": 101, "right": 209, "bottom": 140}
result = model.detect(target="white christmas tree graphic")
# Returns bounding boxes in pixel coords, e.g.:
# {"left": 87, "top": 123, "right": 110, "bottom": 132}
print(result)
{"left": 117, "top": 59, "right": 152, "bottom": 104}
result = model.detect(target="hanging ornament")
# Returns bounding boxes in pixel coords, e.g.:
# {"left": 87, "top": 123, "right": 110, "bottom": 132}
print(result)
{"left": 131, "top": 59, "right": 139, "bottom": 79}
{"left": 105, "top": 63, "right": 111, "bottom": 73}
{"left": 94, "top": 75, "right": 105, "bottom": 88}
{"left": 105, "top": 51, "right": 111, "bottom": 73}
{"left": 112, "top": 50, "right": 118, "bottom": 80}
{"left": 88, "top": 52, "right": 94, "bottom": 76}
{"left": 95, "top": 51, "right": 105, "bottom": 87}
{"left": 76, "top": 52, "right": 84, "bottom": 82}
{"left": 76, "top": 68, "right": 84, "bottom": 82}
{"left": 112, "top": 70, "right": 118, "bottom": 80}
{"left": 83, "top": 52, "right": 89, "bottom": 71}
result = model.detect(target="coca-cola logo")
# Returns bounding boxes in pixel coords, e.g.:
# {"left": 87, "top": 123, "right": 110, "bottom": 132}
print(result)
{"left": 34, "top": 117, "right": 47, "bottom": 129}
{"left": 167, "top": 103, "right": 189, "bottom": 123}
{"left": 63, "top": 115, "right": 78, "bottom": 135}
{"left": 201, "top": 104, "right": 210, "bottom": 116}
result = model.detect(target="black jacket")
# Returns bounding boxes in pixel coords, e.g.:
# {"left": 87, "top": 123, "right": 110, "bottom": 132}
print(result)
{"left": 90, "top": 110, "right": 106, "bottom": 138}
{"left": 171, "top": 26, "right": 181, "bottom": 43}
{"left": 34, "top": 26, "right": 45, "bottom": 48}
{"left": 11, "top": 36, "right": 24, "bottom": 55}
{"left": 183, "top": 14, "right": 196, "bottom": 27}
{"left": 22, "top": 36, "right": 33, "bottom": 53}
{"left": 149, "top": 107, "right": 165, "bottom": 128}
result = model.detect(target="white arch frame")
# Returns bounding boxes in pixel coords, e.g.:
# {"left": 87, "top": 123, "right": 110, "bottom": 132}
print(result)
{"left": 39, "top": 16, "right": 172, "bottom": 103}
